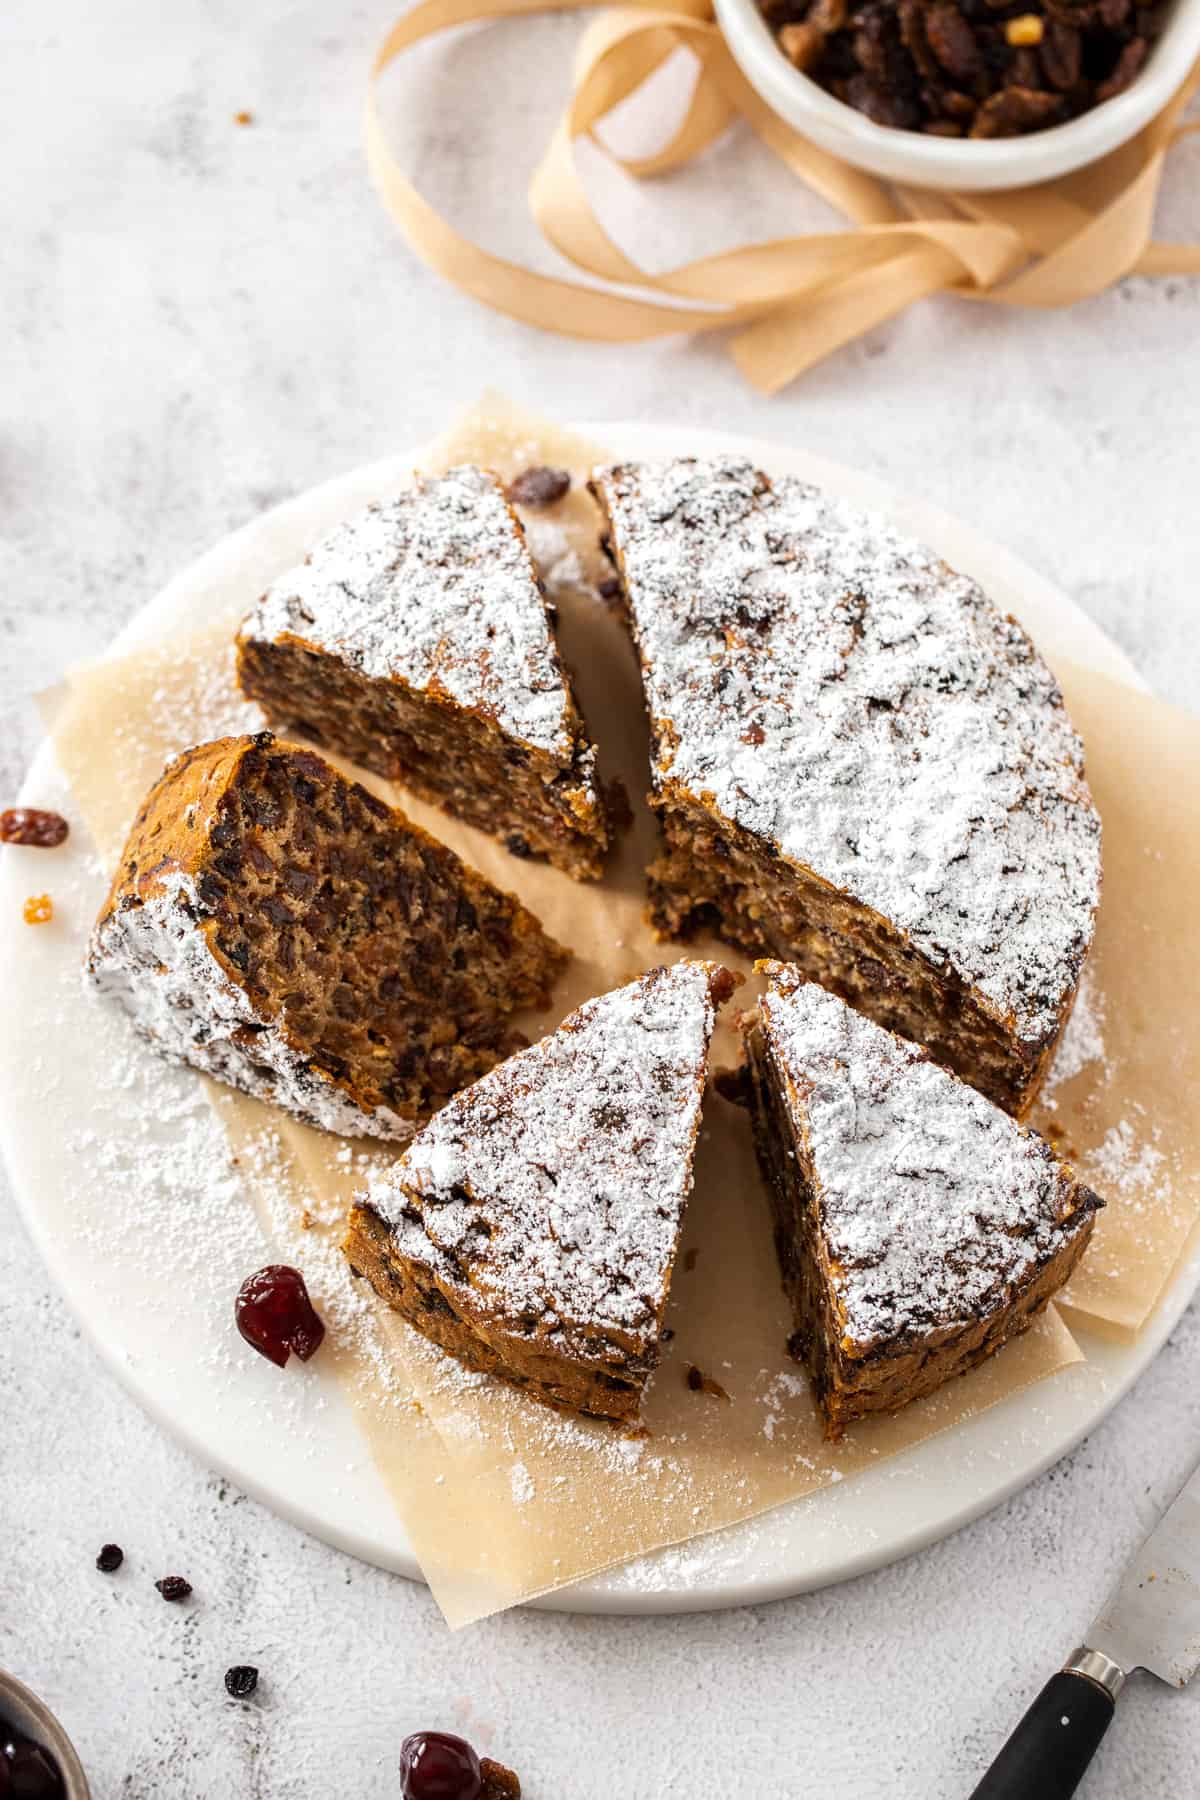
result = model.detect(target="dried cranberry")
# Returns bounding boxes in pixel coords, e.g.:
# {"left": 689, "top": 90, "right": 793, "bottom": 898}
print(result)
{"left": 400, "top": 1732, "right": 483, "bottom": 1800}
{"left": 0, "top": 808, "right": 69, "bottom": 848}
{"left": 224, "top": 1665, "right": 259, "bottom": 1698}
{"left": 96, "top": 1542, "right": 124, "bottom": 1572}
{"left": 155, "top": 1575, "right": 193, "bottom": 1602}
{"left": 1, "top": 1734, "right": 65, "bottom": 1800}
{"left": 235, "top": 1265, "right": 325, "bottom": 1368}
{"left": 506, "top": 466, "right": 570, "bottom": 507}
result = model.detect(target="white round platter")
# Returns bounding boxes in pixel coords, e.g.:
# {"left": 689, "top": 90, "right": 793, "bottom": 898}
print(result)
{"left": 1, "top": 420, "right": 1189, "bottom": 1617}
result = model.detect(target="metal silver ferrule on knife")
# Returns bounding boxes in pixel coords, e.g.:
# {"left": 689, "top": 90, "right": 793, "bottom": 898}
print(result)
{"left": 1062, "top": 1646, "right": 1127, "bottom": 1701}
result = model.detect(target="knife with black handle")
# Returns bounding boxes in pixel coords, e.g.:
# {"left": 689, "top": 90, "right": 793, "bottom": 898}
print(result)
{"left": 969, "top": 1457, "right": 1200, "bottom": 1797}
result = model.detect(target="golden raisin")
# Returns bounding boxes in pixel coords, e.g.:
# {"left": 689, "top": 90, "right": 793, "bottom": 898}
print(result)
{"left": 234, "top": 109, "right": 254, "bottom": 125}
{"left": 1005, "top": 14, "right": 1044, "bottom": 44}
{"left": 23, "top": 894, "right": 53, "bottom": 925}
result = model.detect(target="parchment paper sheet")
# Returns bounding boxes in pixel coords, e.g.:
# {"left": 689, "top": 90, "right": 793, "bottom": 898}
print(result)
{"left": 48, "top": 399, "right": 1199, "bottom": 1625}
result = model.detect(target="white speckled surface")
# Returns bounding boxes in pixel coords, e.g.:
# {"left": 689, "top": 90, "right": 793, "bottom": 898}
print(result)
{"left": 3, "top": 3, "right": 1200, "bottom": 1795}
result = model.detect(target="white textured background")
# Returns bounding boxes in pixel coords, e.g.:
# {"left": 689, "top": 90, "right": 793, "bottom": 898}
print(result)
{"left": 3, "top": 3, "right": 1200, "bottom": 1795}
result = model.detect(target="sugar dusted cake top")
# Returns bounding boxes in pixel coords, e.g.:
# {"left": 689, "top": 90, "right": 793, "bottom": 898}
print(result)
{"left": 758, "top": 965, "right": 1100, "bottom": 1350}
{"left": 364, "top": 961, "right": 728, "bottom": 1351}
{"left": 592, "top": 458, "right": 1102, "bottom": 1047}
{"left": 240, "top": 466, "right": 578, "bottom": 759}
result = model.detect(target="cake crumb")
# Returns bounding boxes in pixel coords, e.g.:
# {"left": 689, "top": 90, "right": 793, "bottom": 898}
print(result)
{"left": 686, "top": 1364, "right": 731, "bottom": 1402}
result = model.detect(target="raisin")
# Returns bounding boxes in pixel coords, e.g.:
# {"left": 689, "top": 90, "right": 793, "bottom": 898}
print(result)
{"left": 761, "top": 0, "right": 1143, "bottom": 131}
{"left": 810, "top": 0, "right": 847, "bottom": 30}
{"left": 224, "top": 1665, "right": 259, "bottom": 1698}
{"left": 1095, "top": 35, "right": 1146, "bottom": 96}
{"left": 846, "top": 71, "right": 921, "bottom": 128}
{"left": 0, "top": 808, "right": 69, "bottom": 847}
{"left": 710, "top": 967, "right": 739, "bottom": 1005}
{"left": 504, "top": 833, "right": 533, "bottom": 860}
{"left": 155, "top": 1575, "right": 193, "bottom": 1602}
{"left": 926, "top": 3, "right": 983, "bottom": 79}
{"left": 480, "top": 1759, "right": 522, "bottom": 1799}
{"left": 1040, "top": 18, "right": 1082, "bottom": 85}
{"left": 506, "top": 466, "right": 571, "bottom": 507}
{"left": 597, "top": 576, "right": 622, "bottom": 604}
{"left": 900, "top": 0, "right": 940, "bottom": 77}
{"left": 96, "top": 1542, "right": 124, "bottom": 1572}
{"left": 971, "top": 82, "right": 1063, "bottom": 133}
{"left": 780, "top": 18, "right": 824, "bottom": 65}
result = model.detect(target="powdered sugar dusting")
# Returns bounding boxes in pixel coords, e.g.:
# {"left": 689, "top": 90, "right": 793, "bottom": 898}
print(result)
{"left": 509, "top": 1461, "right": 535, "bottom": 1505}
{"left": 594, "top": 459, "right": 1101, "bottom": 1045}
{"left": 759, "top": 968, "right": 1099, "bottom": 1347}
{"left": 365, "top": 962, "right": 723, "bottom": 1352}
{"left": 240, "top": 466, "right": 579, "bottom": 758}
{"left": 1083, "top": 1119, "right": 1166, "bottom": 1197}
{"left": 1043, "top": 966, "right": 1107, "bottom": 1099}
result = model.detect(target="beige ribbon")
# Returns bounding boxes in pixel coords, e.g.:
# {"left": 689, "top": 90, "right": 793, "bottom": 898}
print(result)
{"left": 365, "top": 0, "right": 1200, "bottom": 390}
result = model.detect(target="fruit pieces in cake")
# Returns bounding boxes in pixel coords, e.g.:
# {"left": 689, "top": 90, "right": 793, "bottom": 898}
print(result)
{"left": 88, "top": 733, "right": 566, "bottom": 1139}
{"left": 744, "top": 962, "right": 1101, "bottom": 1439}
{"left": 345, "top": 960, "right": 737, "bottom": 1420}
{"left": 237, "top": 466, "right": 611, "bottom": 880}
{"left": 590, "top": 457, "right": 1101, "bottom": 1118}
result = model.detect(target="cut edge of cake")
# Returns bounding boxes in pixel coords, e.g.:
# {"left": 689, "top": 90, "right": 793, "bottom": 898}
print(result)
{"left": 87, "top": 733, "right": 568, "bottom": 1140}
{"left": 743, "top": 961, "right": 1101, "bottom": 1439}
{"left": 344, "top": 959, "right": 738, "bottom": 1420}
{"left": 236, "top": 466, "right": 612, "bottom": 880}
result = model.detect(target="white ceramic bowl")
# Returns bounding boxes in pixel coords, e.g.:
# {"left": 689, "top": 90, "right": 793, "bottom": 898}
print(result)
{"left": 716, "top": 0, "right": 1200, "bottom": 189}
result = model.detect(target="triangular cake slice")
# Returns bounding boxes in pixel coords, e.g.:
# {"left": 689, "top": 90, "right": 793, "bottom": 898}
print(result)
{"left": 590, "top": 458, "right": 1102, "bottom": 1115}
{"left": 88, "top": 733, "right": 566, "bottom": 1139}
{"left": 744, "top": 963, "right": 1101, "bottom": 1438}
{"left": 237, "top": 466, "right": 611, "bottom": 879}
{"left": 345, "top": 960, "right": 736, "bottom": 1420}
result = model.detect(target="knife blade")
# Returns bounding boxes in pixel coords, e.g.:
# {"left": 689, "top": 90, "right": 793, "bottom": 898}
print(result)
{"left": 968, "top": 1455, "right": 1200, "bottom": 1799}
{"left": 1086, "top": 1458, "right": 1200, "bottom": 1688}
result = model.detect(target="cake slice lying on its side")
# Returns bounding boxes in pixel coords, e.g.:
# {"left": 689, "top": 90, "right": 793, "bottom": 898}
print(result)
{"left": 744, "top": 963, "right": 1101, "bottom": 1439}
{"left": 590, "top": 458, "right": 1102, "bottom": 1116}
{"left": 237, "top": 466, "right": 611, "bottom": 880}
{"left": 88, "top": 733, "right": 567, "bottom": 1140}
{"left": 345, "top": 960, "right": 736, "bottom": 1420}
